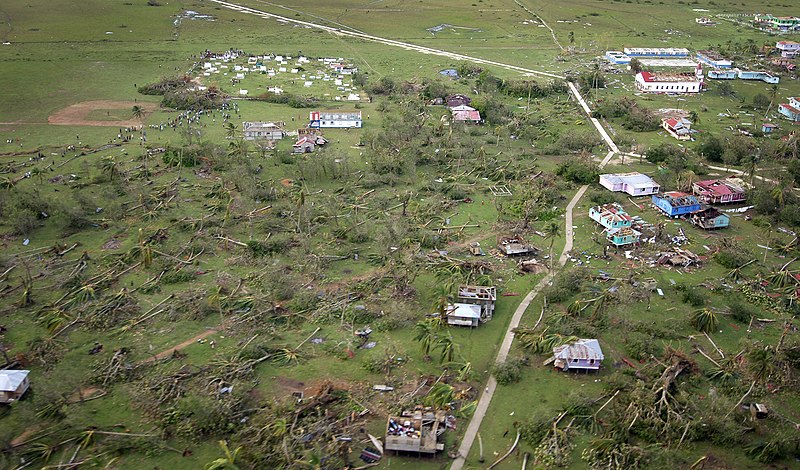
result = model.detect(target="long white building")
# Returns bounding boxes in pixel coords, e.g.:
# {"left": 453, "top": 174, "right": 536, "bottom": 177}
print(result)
{"left": 308, "top": 111, "right": 362, "bottom": 129}
{"left": 635, "top": 65, "right": 704, "bottom": 93}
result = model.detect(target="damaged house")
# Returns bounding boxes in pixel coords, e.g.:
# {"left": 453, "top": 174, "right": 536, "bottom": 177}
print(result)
{"left": 661, "top": 117, "right": 693, "bottom": 141}
{"left": 452, "top": 285, "right": 496, "bottom": 324}
{"left": 552, "top": 339, "right": 604, "bottom": 372}
{"left": 588, "top": 203, "right": 641, "bottom": 246}
{"left": 385, "top": 409, "right": 446, "bottom": 454}
{"left": 692, "top": 178, "right": 747, "bottom": 204}
{"left": 242, "top": 121, "right": 285, "bottom": 140}
{"left": 498, "top": 236, "right": 537, "bottom": 256}
{"left": 652, "top": 192, "right": 701, "bottom": 218}
{"left": 292, "top": 133, "right": 327, "bottom": 154}
{"left": 689, "top": 207, "right": 730, "bottom": 229}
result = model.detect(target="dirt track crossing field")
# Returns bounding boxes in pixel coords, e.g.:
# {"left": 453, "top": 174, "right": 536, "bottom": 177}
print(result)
{"left": 48, "top": 100, "right": 157, "bottom": 127}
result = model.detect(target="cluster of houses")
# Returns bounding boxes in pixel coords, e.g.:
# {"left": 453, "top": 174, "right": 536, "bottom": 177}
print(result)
{"left": 591, "top": 173, "right": 745, "bottom": 246}
{"left": 242, "top": 111, "right": 362, "bottom": 154}
{"left": 609, "top": 45, "right": 786, "bottom": 98}
{"left": 754, "top": 14, "right": 800, "bottom": 33}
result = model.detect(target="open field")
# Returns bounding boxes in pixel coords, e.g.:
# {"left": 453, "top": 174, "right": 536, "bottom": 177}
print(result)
{"left": 1, "top": 1, "right": 800, "bottom": 469}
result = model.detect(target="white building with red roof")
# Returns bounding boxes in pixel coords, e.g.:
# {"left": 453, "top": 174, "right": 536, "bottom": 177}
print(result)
{"left": 662, "top": 117, "right": 692, "bottom": 141}
{"left": 450, "top": 105, "right": 482, "bottom": 123}
{"left": 635, "top": 64, "right": 704, "bottom": 94}
{"left": 779, "top": 97, "right": 800, "bottom": 122}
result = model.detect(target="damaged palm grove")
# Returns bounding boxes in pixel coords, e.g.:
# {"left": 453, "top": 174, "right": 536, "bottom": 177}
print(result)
{"left": 2, "top": 1, "right": 800, "bottom": 469}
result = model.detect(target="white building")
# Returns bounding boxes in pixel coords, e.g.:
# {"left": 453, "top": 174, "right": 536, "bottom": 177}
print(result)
{"left": 309, "top": 110, "right": 362, "bottom": 129}
{"left": 599, "top": 172, "right": 660, "bottom": 196}
{"left": 0, "top": 370, "right": 30, "bottom": 403}
{"left": 662, "top": 117, "right": 693, "bottom": 141}
{"left": 242, "top": 122, "right": 284, "bottom": 140}
{"left": 446, "top": 303, "right": 482, "bottom": 327}
{"left": 623, "top": 47, "right": 690, "bottom": 57}
{"left": 605, "top": 51, "right": 631, "bottom": 64}
{"left": 635, "top": 65, "right": 703, "bottom": 93}
{"left": 776, "top": 41, "right": 800, "bottom": 58}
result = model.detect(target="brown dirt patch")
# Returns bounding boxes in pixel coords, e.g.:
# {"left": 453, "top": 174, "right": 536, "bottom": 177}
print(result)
{"left": 280, "top": 178, "right": 294, "bottom": 187}
{"left": 68, "top": 386, "right": 106, "bottom": 403}
{"left": 48, "top": 100, "right": 158, "bottom": 127}
{"left": 140, "top": 328, "right": 219, "bottom": 364}
{"left": 11, "top": 426, "right": 42, "bottom": 447}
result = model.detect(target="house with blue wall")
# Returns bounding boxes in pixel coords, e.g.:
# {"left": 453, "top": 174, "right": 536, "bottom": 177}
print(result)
{"left": 588, "top": 203, "right": 641, "bottom": 246}
{"left": 738, "top": 70, "right": 780, "bottom": 84}
{"left": 605, "top": 51, "right": 631, "bottom": 64}
{"left": 606, "top": 227, "right": 641, "bottom": 246}
{"left": 708, "top": 69, "right": 737, "bottom": 80}
{"left": 689, "top": 207, "right": 730, "bottom": 230}
{"left": 696, "top": 50, "right": 732, "bottom": 68}
{"left": 652, "top": 192, "right": 701, "bottom": 217}
{"left": 589, "top": 203, "right": 632, "bottom": 230}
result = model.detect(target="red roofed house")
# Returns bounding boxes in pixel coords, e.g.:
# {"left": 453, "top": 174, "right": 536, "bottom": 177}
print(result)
{"left": 779, "top": 97, "right": 800, "bottom": 122}
{"left": 662, "top": 117, "right": 693, "bottom": 140}
{"left": 635, "top": 65, "right": 704, "bottom": 94}
{"left": 292, "top": 133, "right": 327, "bottom": 154}
{"left": 450, "top": 105, "right": 482, "bottom": 124}
{"left": 692, "top": 177, "right": 747, "bottom": 204}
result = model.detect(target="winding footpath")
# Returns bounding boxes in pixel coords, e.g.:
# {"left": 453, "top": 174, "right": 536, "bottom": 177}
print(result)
{"left": 202, "top": 2, "right": 626, "bottom": 467}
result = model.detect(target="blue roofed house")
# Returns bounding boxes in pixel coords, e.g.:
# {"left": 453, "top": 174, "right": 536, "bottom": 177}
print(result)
{"left": 553, "top": 339, "right": 604, "bottom": 372}
{"left": 779, "top": 97, "right": 800, "bottom": 122}
{"left": 652, "top": 191, "right": 702, "bottom": 217}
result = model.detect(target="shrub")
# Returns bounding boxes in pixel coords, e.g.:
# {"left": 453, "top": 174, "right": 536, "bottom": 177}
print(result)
{"left": 714, "top": 247, "right": 752, "bottom": 269}
{"left": 681, "top": 288, "right": 708, "bottom": 307}
{"left": 493, "top": 357, "right": 525, "bottom": 385}
{"left": 728, "top": 298, "right": 758, "bottom": 323}
{"left": 556, "top": 160, "right": 600, "bottom": 184}
{"left": 543, "top": 268, "right": 587, "bottom": 303}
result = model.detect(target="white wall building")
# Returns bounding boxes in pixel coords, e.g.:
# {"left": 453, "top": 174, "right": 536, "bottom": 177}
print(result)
{"left": 309, "top": 111, "right": 362, "bottom": 129}
{"left": 635, "top": 65, "right": 703, "bottom": 94}
{"left": 599, "top": 172, "right": 660, "bottom": 196}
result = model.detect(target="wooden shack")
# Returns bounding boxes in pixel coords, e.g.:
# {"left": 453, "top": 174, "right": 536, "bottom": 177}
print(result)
{"left": 384, "top": 410, "right": 445, "bottom": 454}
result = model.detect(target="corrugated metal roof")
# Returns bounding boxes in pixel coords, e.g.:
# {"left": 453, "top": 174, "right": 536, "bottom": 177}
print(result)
{"left": 553, "top": 339, "right": 604, "bottom": 361}
{"left": 0, "top": 370, "right": 29, "bottom": 392}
